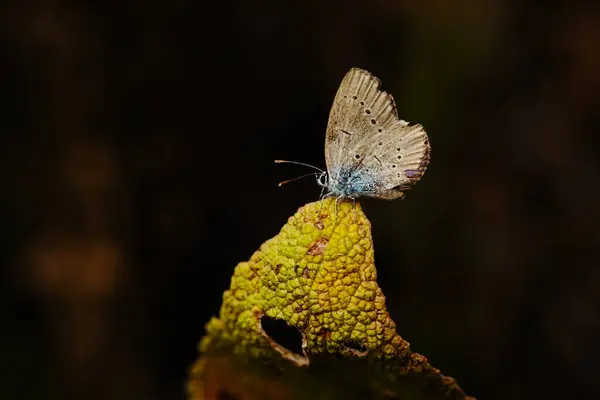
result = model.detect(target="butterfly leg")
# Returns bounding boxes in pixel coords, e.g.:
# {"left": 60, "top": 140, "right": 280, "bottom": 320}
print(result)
{"left": 317, "top": 185, "right": 328, "bottom": 214}
{"left": 333, "top": 197, "right": 338, "bottom": 224}
{"left": 333, "top": 195, "right": 345, "bottom": 227}
{"left": 352, "top": 199, "right": 365, "bottom": 235}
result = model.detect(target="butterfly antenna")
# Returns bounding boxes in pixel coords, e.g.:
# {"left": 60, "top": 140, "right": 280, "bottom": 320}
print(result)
{"left": 277, "top": 172, "right": 318, "bottom": 187}
{"left": 274, "top": 160, "right": 324, "bottom": 173}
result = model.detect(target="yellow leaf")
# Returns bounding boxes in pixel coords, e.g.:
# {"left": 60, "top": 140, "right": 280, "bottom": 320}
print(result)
{"left": 189, "top": 198, "right": 474, "bottom": 400}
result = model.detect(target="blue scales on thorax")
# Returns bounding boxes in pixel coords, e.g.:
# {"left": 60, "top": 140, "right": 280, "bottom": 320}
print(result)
{"left": 327, "top": 165, "right": 381, "bottom": 199}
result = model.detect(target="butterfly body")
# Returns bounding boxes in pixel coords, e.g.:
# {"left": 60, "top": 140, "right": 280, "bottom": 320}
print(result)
{"left": 318, "top": 165, "right": 383, "bottom": 199}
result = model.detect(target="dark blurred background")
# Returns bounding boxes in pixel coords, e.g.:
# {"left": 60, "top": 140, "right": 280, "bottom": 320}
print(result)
{"left": 1, "top": 1, "right": 599, "bottom": 399}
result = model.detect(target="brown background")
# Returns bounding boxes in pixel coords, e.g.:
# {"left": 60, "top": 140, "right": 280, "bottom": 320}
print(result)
{"left": 1, "top": 1, "right": 599, "bottom": 399}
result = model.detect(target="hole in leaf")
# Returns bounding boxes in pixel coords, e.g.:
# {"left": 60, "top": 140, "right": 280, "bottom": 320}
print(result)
{"left": 378, "top": 142, "right": 383, "bottom": 146}
{"left": 352, "top": 95, "right": 357, "bottom": 100}
{"left": 378, "top": 128, "right": 382, "bottom": 132}
{"left": 360, "top": 101, "right": 364, "bottom": 105}
{"left": 365, "top": 109, "right": 371, "bottom": 114}
{"left": 355, "top": 154, "right": 360, "bottom": 159}
{"left": 392, "top": 164, "right": 396, "bottom": 168}
{"left": 260, "top": 316, "right": 304, "bottom": 355}
{"left": 370, "top": 119, "right": 376, "bottom": 124}
{"left": 343, "top": 340, "right": 369, "bottom": 356}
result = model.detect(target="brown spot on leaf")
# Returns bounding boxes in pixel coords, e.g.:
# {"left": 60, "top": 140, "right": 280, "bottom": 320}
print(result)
{"left": 314, "top": 212, "right": 327, "bottom": 229}
{"left": 303, "top": 267, "right": 310, "bottom": 279}
{"left": 318, "top": 329, "right": 332, "bottom": 340}
{"left": 275, "top": 264, "right": 282, "bottom": 274}
{"left": 307, "top": 237, "right": 329, "bottom": 256}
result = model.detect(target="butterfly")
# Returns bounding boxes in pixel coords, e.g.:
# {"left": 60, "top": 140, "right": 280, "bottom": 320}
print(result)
{"left": 277, "top": 68, "right": 430, "bottom": 201}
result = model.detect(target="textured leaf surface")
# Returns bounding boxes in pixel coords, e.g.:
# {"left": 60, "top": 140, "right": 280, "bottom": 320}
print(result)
{"left": 188, "top": 198, "right": 473, "bottom": 400}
